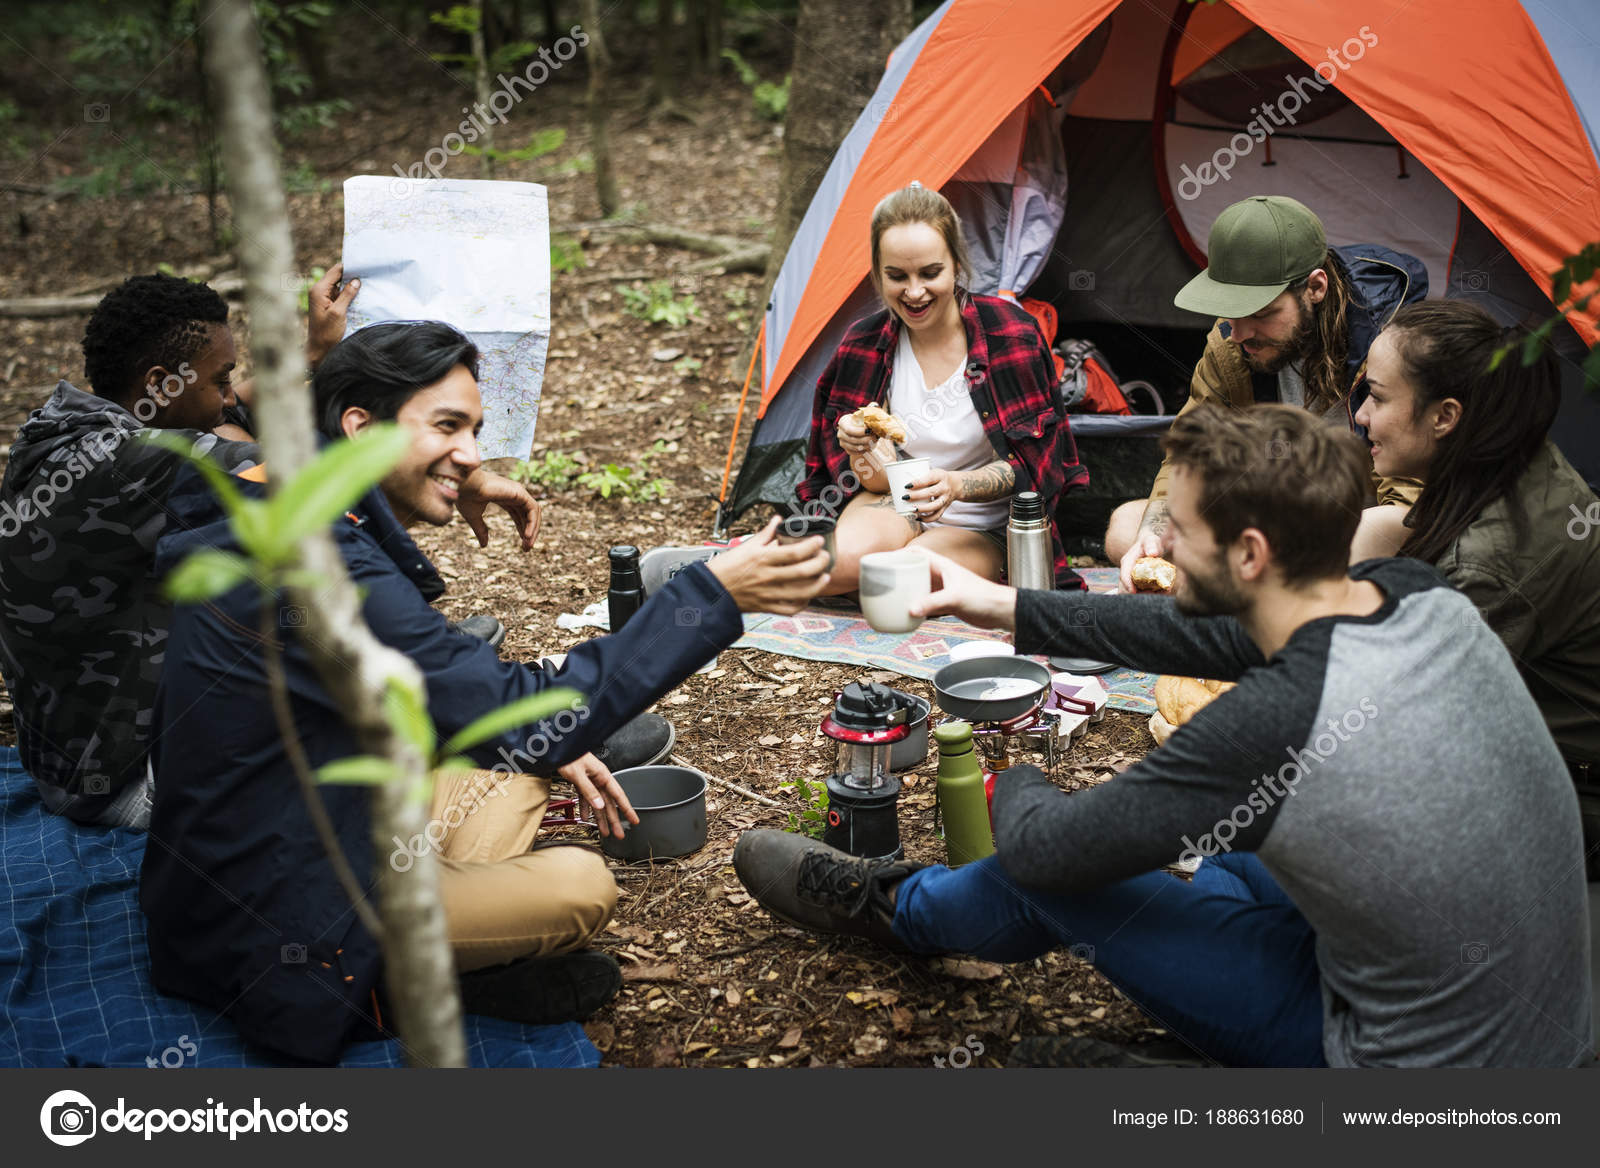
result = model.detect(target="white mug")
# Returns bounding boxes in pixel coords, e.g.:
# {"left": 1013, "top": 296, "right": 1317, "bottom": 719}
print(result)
{"left": 884, "top": 457, "right": 932, "bottom": 517}
{"left": 859, "top": 548, "right": 930, "bottom": 634}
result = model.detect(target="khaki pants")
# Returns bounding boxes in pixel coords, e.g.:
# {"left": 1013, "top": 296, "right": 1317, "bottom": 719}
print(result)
{"left": 429, "top": 769, "right": 617, "bottom": 972}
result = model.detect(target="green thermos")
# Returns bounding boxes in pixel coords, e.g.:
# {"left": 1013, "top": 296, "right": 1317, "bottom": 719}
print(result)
{"left": 935, "top": 721, "right": 996, "bottom": 866}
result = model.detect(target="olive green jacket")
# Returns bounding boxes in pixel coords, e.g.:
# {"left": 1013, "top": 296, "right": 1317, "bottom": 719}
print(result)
{"left": 1435, "top": 440, "right": 1600, "bottom": 766}
{"left": 1147, "top": 323, "right": 1424, "bottom": 508}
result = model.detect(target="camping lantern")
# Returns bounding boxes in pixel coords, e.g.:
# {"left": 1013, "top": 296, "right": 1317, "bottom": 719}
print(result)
{"left": 819, "top": 681, "right": 908, "bottom": 860}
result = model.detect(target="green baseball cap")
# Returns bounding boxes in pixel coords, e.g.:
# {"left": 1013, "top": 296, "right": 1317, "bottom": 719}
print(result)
{"left": 1174, "top": 195, "right": 1326, "bottom": 319}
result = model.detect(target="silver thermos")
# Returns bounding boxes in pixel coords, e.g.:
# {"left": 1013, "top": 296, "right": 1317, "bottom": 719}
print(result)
{"left": 1006, "top": 491, "right": 1054, "bottom": 592}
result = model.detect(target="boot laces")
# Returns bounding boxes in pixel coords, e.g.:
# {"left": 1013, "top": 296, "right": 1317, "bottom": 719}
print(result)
{"left": 797, "top": 851, "right": 882, "bottom": 916}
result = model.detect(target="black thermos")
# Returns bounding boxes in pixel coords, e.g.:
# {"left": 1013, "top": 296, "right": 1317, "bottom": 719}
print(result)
{"left": 608, "top": 545, "right": 645, "bottom": 631}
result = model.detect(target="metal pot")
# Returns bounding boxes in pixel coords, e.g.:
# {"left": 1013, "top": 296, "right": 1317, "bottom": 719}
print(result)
{"left": 600, "top": 765, "right": 709, "bottom": 862}
{"left": 886, "top": 689, "right": 931, "bottom": 772}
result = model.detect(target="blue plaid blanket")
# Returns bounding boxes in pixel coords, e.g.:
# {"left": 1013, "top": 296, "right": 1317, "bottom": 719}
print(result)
{"left": 0, "top": 747, "right": 598, "bottom": 1068}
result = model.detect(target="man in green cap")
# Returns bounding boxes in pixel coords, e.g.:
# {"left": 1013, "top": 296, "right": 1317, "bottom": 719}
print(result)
{"left": 1106, "top": 195, "right": 1428, "bottom": 588}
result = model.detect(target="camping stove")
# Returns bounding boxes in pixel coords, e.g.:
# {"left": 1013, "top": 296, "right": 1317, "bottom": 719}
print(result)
{"left": 819, "top": 681, "right": 909, "bottom": 860}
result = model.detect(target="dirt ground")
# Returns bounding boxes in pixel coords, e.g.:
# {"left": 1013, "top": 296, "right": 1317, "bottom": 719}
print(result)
{"left": 0, "top": 41, "right": 1168, "bottom": 1067}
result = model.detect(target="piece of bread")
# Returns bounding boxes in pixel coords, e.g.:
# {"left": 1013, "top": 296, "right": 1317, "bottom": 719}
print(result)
{"left": 1131, "top": 556, "right": 1177, "bottom": 593}
{"left": 1153, "top": 675, "right": 1236, "bottom": 728}
{"left": 850, "top": 402, "right": 907, "bottom": 443}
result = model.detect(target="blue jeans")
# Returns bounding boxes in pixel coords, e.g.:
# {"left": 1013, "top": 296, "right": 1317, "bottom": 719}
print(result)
{"left": 892, "top": 851, "right": 1327, "bottom": 1066}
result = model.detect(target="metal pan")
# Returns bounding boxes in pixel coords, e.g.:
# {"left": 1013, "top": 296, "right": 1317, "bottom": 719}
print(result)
{"left": 932, "top": 656, "right": 1052, "bottom": 723}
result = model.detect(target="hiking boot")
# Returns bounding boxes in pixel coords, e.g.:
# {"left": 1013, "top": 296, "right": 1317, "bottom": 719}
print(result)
{"left": 1007, "top": 1034, "right": 1208, "bottom": 1068}
{"left": 733, "top": 829, "right": 922, "bottom": 951}
{"left": 459, "top": 949, "right": 622, "bottom": 1025}
{"left": 592, "top": 713, "right": 676, "bottom": 771}
{"left": 450, "top": 613, "right": 506, "bottom": 649}
{"left": 639, "top": 544, "right": 722, "bottom": 596}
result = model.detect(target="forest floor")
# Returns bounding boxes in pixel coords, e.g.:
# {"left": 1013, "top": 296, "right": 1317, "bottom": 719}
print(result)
{"left": 0, "top": 47, "right": 1167, "bottom": 1067}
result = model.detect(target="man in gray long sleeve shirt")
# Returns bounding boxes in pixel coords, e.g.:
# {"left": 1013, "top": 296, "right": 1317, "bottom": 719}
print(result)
{"left": 735, "top": 404, "right": 1592, "bottom": 1067}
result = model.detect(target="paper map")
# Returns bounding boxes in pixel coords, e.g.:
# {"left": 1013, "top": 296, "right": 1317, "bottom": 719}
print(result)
{"left": 341, "top": 176, "right": 550, "bottom": 459}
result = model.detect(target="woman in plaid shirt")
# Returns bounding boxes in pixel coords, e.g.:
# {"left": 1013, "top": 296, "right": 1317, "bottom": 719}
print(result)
{"left": 798, "top": 184, "right": 1088, "bottom": 593}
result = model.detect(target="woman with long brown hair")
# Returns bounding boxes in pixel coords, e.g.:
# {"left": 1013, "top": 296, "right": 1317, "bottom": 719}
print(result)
{"left": 796, "top": 183, "right": 1087, "bottom": 593}
{"left": 1351, "top": 299, "right": 1600, "bottom": 873}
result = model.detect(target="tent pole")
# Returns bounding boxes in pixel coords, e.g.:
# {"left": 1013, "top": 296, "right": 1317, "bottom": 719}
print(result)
{"left": 712, "top": 319, "right": 765, "bottom": 541}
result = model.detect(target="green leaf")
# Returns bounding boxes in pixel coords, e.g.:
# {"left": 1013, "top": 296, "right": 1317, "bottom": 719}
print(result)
{"left": 263, "top": 424, "right": 410, "bottom": 555}
{"left": 1553, "top": 266, "right": 1573, "bottom": 306}
{"left": 316, "top": 755, "right": 399, "bottom": 785}
{"left": 139, "top": 430, "right": 247, "bottom": 523}
{"left": 164, "top": 548, "right": 254, "bottom": 602}
{"left": 384, "top": 676, "right": 436, "bottom": 756}
{"left": 433, "top": 755, "right": 480, "bottom": 774}
{"left": 440, "top": 687, "right": 585, "bottom": 756}
{"left": 1583, "top": 344, "right": 1600, "bottom": 393}
{"left": 1487, "top": 345, "right": 1509, "bottom": 373}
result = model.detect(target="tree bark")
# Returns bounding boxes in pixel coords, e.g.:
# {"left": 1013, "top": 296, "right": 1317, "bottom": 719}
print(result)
{"left": 199, "top": 0, "right": 467, "bottom": 1069}
{"left": 580, "top": 0, "right": 619, "bottom": 216}
{"left": 472, "top": 0, "right": 496, "bottom": 177}
{"left": 761, "top": 0, "right": 913, "bottom": 295}
{"left": 705, "top": 0, "right": 722, "bottom": 76}
{"left": 650, "top": 0, "right": 677, "bottom": 106}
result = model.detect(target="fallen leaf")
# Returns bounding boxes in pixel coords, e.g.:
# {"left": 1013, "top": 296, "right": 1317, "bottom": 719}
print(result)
{"left": 757, "top": 734, "right": 783, "bottom": 746}
{"left": 890, "top": 1006, "right": 914, "bottom": 1035}
{"left": 606, "top": 924, "right": 653, "bottom": 944}
{"left": 775, "top": 685, "right": 800, "bottom": 697}
{"left": 777, "top": 1026, "right": 802, "bottom": 1048}
{"left": 933, "top": 957, "right": 1005, "bottom": 981}
{"left": 853, "top": 1031, "right": 888, "bottom": 1057}
{"left": 725, "top": 988, "right": 742, "bottom": 1007}
{"left": 621, "top": 962, "right": 679, "bottom": 982}
{"left": 585, "top": 1020, "right": 616, "bottom": 1052}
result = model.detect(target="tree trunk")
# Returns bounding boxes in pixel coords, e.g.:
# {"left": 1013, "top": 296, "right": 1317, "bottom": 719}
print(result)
{"left": 705, "top": 0, "right": 722, "bottom": 76}
{"left": 580, "top": 0, "right": 620, "bottom": 217}
{"left": 198, "top": 0, "right": 468, "bottom": 1069}
{"left": 761, "top": 0, "right": 912, "bottom": 295}
{"left": 650, "top": 0, "right": 677, "bottom": 105}
{"left": 472, "top": 0, "right": 496, "bottom": 177}
{"left": 543, "top": 0, "right": 561, "bottom": 41}
{"left": 685, "top": 0, "right": 704, "bottom": 76}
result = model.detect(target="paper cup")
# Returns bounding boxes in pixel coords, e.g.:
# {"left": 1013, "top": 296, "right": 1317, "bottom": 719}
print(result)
{"left": 859, "top": 548, "right": 930, "bottom": 634}
{"left": 884, "top": 457, "right": 931, "bottom": 517}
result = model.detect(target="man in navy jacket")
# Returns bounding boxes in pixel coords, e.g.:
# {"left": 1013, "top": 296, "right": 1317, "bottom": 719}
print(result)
{"left": 140, "top": 322, "right": 830, "bottom": 1063}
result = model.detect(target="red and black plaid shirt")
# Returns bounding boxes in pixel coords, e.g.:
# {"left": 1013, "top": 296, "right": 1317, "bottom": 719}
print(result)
{"left": 798, "top": 293, "right": 1088, "bottom": 589}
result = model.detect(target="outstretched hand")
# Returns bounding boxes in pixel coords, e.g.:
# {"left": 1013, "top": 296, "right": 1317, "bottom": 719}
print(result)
{"left": 557, "top": 752, "right": 639, "bottom": 839}
{"left": 707, "top": 517, "right": 831, "bottom": 614}
{"left": 457, "top": 468, "right": 540, "bottom": 550}
{"left": 909, "top": 549, "right": 1018, "bottom": 631}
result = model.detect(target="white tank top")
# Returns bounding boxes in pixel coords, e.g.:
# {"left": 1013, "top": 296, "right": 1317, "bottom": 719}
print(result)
{"left": 888, "top": 330, "right": 1010, "bottom": 530}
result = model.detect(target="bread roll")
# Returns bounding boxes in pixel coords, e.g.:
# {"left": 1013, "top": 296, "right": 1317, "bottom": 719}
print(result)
{"left": 1153, "top": 674, "right": 1236, "bottom": 727}
{"left": 1131, "top": 556, "right": 1177, "bottom": 593}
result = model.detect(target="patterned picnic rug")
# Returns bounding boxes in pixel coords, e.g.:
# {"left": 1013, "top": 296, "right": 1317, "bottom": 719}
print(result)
{"left": 733, "top": 567, "right": 1158, "bottom": 715}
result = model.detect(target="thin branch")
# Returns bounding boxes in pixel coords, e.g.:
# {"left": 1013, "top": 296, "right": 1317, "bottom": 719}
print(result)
{"left": 257, "top": 595, "right": 385, "bottom": 940}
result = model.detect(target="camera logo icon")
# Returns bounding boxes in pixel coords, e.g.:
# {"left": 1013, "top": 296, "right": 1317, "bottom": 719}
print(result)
{"left": 675, "top": 607, "right": 701, "bottom": 627}
{"left": 40, "top": 1089, "right": 97, "bottom": 1146}
{"left": 1068, "top": 269, "right": 1095, "bottom": 291}
{"left": 279, "top": 605, "right": 308, "bottom": 628}
{"left": 83, "top": 104, "right": 110, "bottom": 123}
{"left": 1461, "top": 941, "right": 1489, "bottom": 964}
{"left": 281, "top": 942, "right": 308, "bottom": 964}
{"left": 1459, "top": 270, "right": 1490, "bottom": 293}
